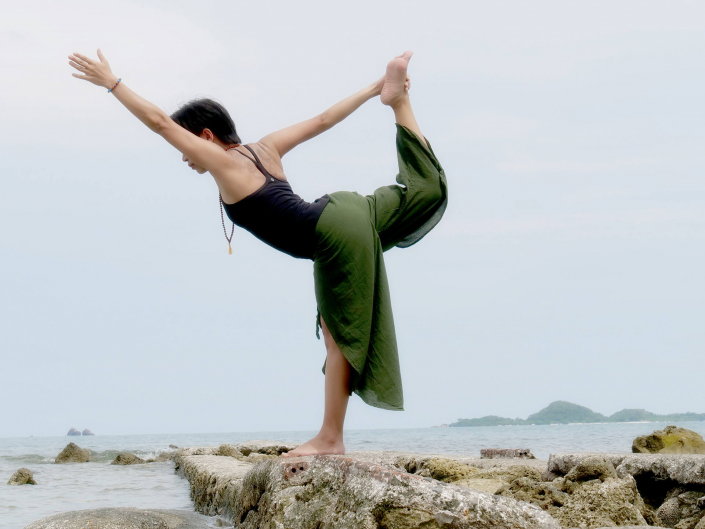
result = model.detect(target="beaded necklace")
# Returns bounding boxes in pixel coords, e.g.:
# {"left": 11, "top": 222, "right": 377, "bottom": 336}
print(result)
{"left": 218, "top": 144, "right": 241, "bottom": 255}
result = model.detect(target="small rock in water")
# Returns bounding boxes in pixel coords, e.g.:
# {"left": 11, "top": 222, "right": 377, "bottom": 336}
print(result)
{"left": 481, "top": 448, "right": 536, "bottom": 459}
{"left": 66, "top": 427, "right": 81, "bottom": 436}
{"left": 55, "top": 442, "right": 91, "bottom": 464}
{"left": 632, "top": 425, "right": 705, "bottom": 454}
{"left": 7, "top": 468, "right": 37, "bottom": 485}
{"left": 169, "top": 444, "right": 178, "bottom": 449}
{"left": 81, "top": 429, "right": 95, "bottom": 436}
{"left": 111, "top": 452, "right": 146, "bottom": 465}
{"left": 26, "top": 508, "right": 213, "bottom": 529}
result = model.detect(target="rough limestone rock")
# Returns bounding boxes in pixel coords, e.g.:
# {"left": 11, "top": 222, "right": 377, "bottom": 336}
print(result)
{"left": 633, "top": 426, "right": 705, "bottom": 455}
{"left": 564, "top": 456, "right": 619, "bottom": 487}
{"left": 66, "top": 427, "right": 81, "bottom": 436}
{"left": 547, "top": 453, "right": 705, "bottom": 486}
{"left": 481, "top": 448, "right": 536, "bottom": 459}
{"left": 499, "top": 472, "right": 648, "bottom": 528}
{"left": 217, "top": 443, "right": 244, "bottom": 459}
{"left": 395, "top": 456, "right": 542, "bottom": 495}
{"left": 553, "top": 475, "right": 648, "bottom": 528}
{"left": 237, "top": 439, "right": 297, "bottom": 456}
{"left": 655, "top": 490, "right": 705, "bottom": 528}
{"left": 7, "top": 467, "right": 37, "bottom": 485}
{"left": 151, "top": 451, "right": 176, "bottom": 463}
{"left": 174, "top": 449, "right": 559, "bottom": 528}
{"left": 82, "top": 429, "right": 95, "bottom": 436}
{"left": 55, "top": 442, "right": 91, "bottom": 464}
{"left": 25, "top": 508, "right": 213, "bottom": 528}
{"left": 111, "top": 452, "right": 146, "bottom": 465}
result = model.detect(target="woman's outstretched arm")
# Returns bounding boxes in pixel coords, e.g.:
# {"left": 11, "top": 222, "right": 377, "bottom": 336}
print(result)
{"left": 69, "top": 50, "right": 232, "bottom": 175}
{"left": 259, "top": 77, "right": 386, "bottom": 159}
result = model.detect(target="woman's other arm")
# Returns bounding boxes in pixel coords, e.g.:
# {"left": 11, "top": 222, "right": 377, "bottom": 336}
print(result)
{"left": 69, "top": 50, "right": 231, "bottom": 174}
{"left": 259, "top": 77, "right": 386, "bottom": 159}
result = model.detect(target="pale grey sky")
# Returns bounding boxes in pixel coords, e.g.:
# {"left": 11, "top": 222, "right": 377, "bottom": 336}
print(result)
{"left": 1, "top": 1, "right": 704, "bottom": 437}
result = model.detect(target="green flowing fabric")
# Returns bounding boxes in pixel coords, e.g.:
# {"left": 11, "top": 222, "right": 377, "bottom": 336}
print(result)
{"left": 312, "top": 124, "right": 448, "bottom": 411}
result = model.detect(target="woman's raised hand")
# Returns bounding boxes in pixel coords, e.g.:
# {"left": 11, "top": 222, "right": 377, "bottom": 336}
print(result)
{"left": 69, "top": 49, "right": 118, "bottom": 89}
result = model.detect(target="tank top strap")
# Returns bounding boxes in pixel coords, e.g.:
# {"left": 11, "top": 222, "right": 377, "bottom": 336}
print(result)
{"left": 243, "top": 145, "right": 274, "bottom": 178}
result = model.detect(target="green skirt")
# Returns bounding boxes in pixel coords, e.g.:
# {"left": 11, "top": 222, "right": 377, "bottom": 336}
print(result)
{"left": 312, "top": 124, "right": 448, "bottom": 411}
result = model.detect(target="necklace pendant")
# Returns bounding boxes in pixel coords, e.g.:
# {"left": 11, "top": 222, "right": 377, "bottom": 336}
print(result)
{"left": 228, "top": 245, "right": 232, "bottom": 255}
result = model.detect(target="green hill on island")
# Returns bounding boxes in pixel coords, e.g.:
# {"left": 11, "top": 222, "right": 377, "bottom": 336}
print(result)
{"left": 450, "top": 401, "right": 705, "bottom": 427}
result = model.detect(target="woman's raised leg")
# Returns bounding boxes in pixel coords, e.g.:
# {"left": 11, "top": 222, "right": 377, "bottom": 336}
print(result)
{"left": 283, "top": 316, "right": 350, "bottom": 457}
{"left": 381, "top": 51, "right": 427, "bottom": 146}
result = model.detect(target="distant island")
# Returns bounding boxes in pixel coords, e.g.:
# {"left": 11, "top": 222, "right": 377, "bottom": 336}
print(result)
{"left": 450, "top": 401, "right": 705, "bottom": 427}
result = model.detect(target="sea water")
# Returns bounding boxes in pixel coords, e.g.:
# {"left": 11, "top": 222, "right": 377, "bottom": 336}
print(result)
{"left": 2, "top": 421, "right": 704, "bottom": 528}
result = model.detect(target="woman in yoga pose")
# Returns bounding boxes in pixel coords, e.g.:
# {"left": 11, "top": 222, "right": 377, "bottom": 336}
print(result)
{"left": 69, "top": 50, "right": 447, "bottom": 457}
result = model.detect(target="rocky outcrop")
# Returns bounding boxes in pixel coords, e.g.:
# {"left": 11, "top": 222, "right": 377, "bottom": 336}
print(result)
{"left": 66, "top": 427, "right": 81, "bottom": 436}
{"left": 481, "top": 448, "right": 536, "bottom": 459}
{"left": 111, "top": 452, "right": 146, "bottom": 465}
{"left": 26, "top": 508, "right": 214, "bottom": 528}
{"left": 55, "top": 442, "right": 91, "bottom": 464}
{"left": 82, "top": 429, "right": 95, "bottom": 436}
{"left": 547, "top": 453, "right": 705, "bottom": 486}
{"left": 396, "top": 456, "right": 542, "bottom": 495}
{"left": 174, "top": 446, "right": 559, "bottom": 528}
{"left": 633, "top": 426, "right": 705, "bottom": 455}
{"left": 655, "top": 490, "right": 705, "bottom": 528}
{"left": 547, "top": 453, "right": 705, "bottom": 528}
{"left": 497, "top": 456, "right": 649, "bottom": 528}
{"left": 7, "top": 467, "right": 36, "bottom": 485}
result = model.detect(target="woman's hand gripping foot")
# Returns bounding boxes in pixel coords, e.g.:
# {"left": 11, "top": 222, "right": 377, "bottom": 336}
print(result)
{"left": 282, "top": 433, "right": 345, "bottom": 457}
{"left": 380, "top": 51, "right": 413, "bottom": 107}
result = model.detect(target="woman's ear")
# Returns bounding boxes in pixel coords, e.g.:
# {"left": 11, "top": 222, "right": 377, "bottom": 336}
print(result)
{"left": 200, "top": 128, "right": 215, "bottom": 142}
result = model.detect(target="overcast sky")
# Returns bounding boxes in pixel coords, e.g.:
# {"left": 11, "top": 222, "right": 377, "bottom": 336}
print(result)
{"left": 1, "top": 1, "right": 704, "bottom": 438}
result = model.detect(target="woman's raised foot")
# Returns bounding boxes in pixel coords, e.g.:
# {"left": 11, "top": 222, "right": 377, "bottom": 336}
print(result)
{"left": 380, "top": 51, "right": 413, "bottom": 108}
{"left": 282, "top": 434, "right": 345, "bottom": 457}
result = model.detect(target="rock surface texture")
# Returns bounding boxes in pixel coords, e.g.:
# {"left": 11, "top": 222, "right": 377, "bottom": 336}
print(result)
{"left": 548, "top": 453, "right": 705, "bottom": 486}
{"left": 497, "top": 456, "right": 651, "bottom": 528}
{"left": 480, "top": 448, "right": 536, "bottom": 459}
{"left": 633, "top": 426, "right": 705, "bottom": 455}
{"left": 548, "top": 453, "right": 705, "bottom": 528}
{"left": 7, "top": 467, "right": 36, "bottom": 485}
{"left": 26, "top": 508, "right": 213, "bottom": 529}
{"left": 55, "top": 442, "right": 91, "bottom": 464}
{"left": 174, "top": 443, "right": 559, "bottom": 528}
{"left": 111, "top": 452, "right": 146, "bottom": 465}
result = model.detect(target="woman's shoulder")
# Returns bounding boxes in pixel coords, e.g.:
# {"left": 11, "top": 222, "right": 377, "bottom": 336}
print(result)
{"left": 245, "top": 141, "right": 286, "bottom": 180}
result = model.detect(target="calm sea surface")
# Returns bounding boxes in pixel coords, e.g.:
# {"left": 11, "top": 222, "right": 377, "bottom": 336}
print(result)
{"left": 2, "top": 421, "right": 704, "bottom": 528}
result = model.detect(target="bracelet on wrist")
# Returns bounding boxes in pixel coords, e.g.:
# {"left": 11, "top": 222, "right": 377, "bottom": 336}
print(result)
{"left": 107, "top": 78, "right": 121, "bottom": 93}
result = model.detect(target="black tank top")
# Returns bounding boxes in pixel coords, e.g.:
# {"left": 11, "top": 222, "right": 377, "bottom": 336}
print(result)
{"left": 221, "top": 145, "right": 330, "bottom": 260}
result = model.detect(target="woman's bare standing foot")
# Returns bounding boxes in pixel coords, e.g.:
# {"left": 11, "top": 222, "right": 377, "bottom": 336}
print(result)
{"left": 381, "top": 51, "right": 413, "bottom": 107}
{"left": 282, "top": 433, "right": 345, "bottom": 457}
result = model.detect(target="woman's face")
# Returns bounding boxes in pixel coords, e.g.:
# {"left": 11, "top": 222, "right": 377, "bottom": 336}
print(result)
{"left": 182, "top": 152, "right": 207, "bottom": 174}
{"left": 182, "top": 129, "right": 215, "bottom": 174}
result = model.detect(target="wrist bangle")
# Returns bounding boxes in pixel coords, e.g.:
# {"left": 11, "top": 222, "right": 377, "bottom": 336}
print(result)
{"left": 107, "top": 78, "right": 121, "bottom": 93}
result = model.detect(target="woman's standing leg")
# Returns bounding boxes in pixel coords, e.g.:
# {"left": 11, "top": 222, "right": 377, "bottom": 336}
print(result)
{"left": 283, "top": 316, "right": 351, "bottom": 457}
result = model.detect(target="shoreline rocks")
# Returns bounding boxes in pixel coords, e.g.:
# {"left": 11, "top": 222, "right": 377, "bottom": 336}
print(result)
{"left": 174, "top": 443, "right": 559, "bottom": 528}
{"left": 111, "top": 452, "right": 146, "bottom": 465}
{"left": 7, "top": 467, "right": 36, "bottom": 485}
{"left": 633, "top": 426, "right": 705, "bottom": 455}
{"left": 481, "top": 448, "right": 536, "bottom": 459}
{"left": 26, "top": 508, "right": 214, "bottom": 529}
{"left": 55, "top": 442, "right": 91, "bottom": 464}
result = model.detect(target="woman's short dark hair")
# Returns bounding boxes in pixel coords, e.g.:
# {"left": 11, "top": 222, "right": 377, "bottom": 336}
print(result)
{"left": 170, "top": 98, "right": 241, "bottom": 144}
